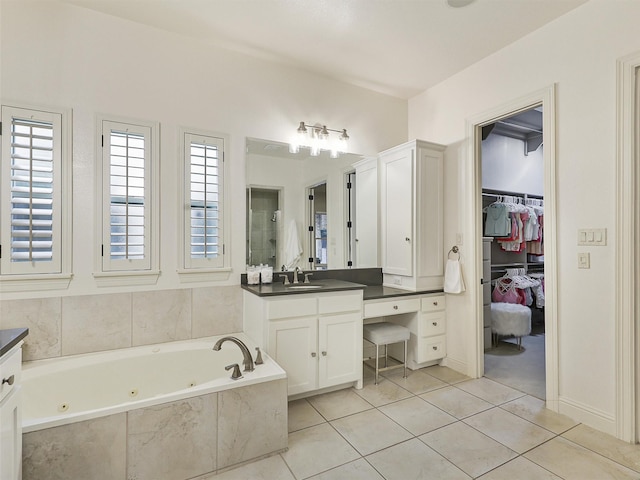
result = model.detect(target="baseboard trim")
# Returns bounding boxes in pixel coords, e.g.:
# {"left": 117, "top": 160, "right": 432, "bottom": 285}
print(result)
{"left": 559, "top": 396, "right": 616, "bottom": 436}
{"left": 441, "top": 356, "right": 469, "bottom": 377}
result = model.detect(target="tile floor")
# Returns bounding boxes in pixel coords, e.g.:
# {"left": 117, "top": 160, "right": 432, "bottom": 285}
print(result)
{"left": 211, "top": 365, "right": 640, "bottom": 480}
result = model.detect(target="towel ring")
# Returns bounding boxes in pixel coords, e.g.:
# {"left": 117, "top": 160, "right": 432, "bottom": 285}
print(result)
{"left": 448, "top": 245, "right": 460, "bottom": 259}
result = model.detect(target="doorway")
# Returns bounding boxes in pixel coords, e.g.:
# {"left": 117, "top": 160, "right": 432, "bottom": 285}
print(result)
{"left": 468, "top": 85, "right": 559, "bottom": 410}
{"left": 480, "top": 106, "right": 546, "bottom": 399}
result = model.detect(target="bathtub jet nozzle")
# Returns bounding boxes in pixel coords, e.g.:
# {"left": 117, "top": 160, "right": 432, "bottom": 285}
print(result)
{"left": 213, "top": 336, "right": 255, "bottom": 372}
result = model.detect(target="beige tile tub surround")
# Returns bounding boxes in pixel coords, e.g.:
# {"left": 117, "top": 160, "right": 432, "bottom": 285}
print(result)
{"left": 62, "top": 292, "right": 132, "bottom": 355}
{"left": 1, "top": 285, "right": 244, "bottom": 361}
{"left": 0, "top": 297, "right": 62, "bottom": 360}
{"left": 22, "top": 378, "right": 288, "bottom": 480}
{"left": 192, "top": 285, "right": 242, "bottom": 338}
{"left": 127, "top": 395, "right": 217, "bottom": 480}
{"left": 132, "top": 289, "right": 192, "bottom": 346}
{"left": 22, "top": 413, "right": 127, "bottom": 480}
{"left": 217, "top": 378, "right": 288, "bottom": 469}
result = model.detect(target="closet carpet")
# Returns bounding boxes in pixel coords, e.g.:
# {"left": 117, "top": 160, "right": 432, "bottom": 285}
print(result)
{"left": 484, "top": 318, "right": 546, "bottom": 400}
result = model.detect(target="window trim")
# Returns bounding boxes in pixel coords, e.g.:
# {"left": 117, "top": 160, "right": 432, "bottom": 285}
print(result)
{"left": 94, "top": 114, "right": 159, "bottom": 287}
{"left": 177, "top": 127, "right": 231, "bottom": 282}
{"left": 0, "top": 102, "right": 72, "bottom": 291}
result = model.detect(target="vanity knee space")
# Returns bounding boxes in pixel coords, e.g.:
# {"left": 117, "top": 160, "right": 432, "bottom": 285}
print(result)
{"left": 363, "top": 294, "right": 446, "bottom": 370}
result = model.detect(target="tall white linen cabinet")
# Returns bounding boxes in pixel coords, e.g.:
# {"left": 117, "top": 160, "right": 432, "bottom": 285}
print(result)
{"left": 379, "top": 139, "right": 445, "bottom": 291}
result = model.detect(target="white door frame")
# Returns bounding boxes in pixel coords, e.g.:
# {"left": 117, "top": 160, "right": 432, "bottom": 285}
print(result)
{"left": 615, "top": 52, "right": 639, "bottom": 443}
{"left": 466, "top": 85, "right": 559, "bottom": 411}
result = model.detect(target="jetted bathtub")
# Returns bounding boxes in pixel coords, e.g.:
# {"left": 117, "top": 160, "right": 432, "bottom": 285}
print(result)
{"left": 21, "top": 333, "right": 288, "bottom": 480}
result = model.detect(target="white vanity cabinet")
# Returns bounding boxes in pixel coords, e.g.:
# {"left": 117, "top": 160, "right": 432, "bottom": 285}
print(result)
{"left": 379, "top": 139, "right": 445, "bottom": 291}
{"left": 1, "top": 343, "right": 23, "bottom": 480}
{"left": 353, "top": 157, "right": 378, "bottom": 268}
{"left": 413, "top": 295, "right": 447, "bottom": 364}
{"left": 364, "top": 293, "right": 446, "bottom": 370}
{"left": 244, "top": 290, "right": 363, "bottom": 396}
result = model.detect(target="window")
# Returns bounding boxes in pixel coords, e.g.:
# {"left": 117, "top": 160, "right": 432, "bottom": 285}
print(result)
{"left": 0, "top": 104, "right": 71, "bottom": 287}
{"left": 96, "top": 116, "right": 158, "bottom": 283}
{"left": 179, "top": 129, "right": 229, "bottom": 277}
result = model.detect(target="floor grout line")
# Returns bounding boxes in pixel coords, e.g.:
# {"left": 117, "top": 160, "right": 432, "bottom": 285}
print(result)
{"left": 279, "top": 366, "right": 638, "bottom": 480}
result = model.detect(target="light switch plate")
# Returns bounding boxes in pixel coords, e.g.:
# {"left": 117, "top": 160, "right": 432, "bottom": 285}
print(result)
{"left": 578, "top": 252, "right": 590, "bottom": 269}
{"left": 578, "top": 228, "right": 607, "bottom": 246}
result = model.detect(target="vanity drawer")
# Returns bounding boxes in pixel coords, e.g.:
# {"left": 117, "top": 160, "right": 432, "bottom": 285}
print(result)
{"left": 364, "top": 297, "right": 420, "bottom": 318}
{"left": 0, "top": 346, "right": 22, "bottom": 404}
{"left": 419, "top": 312, "right": 446, "bottom": 337}
{"left": 421, "top": 295, "right": 445, "bottom": 313}
{"left": 415, "top": 335, "right": 446, "bottom": 363}
{"left": 319, "top": 292, "right": 362, "bottom": 315}
{"left": 266, "top": 297, "right": 317, "bottom": 320}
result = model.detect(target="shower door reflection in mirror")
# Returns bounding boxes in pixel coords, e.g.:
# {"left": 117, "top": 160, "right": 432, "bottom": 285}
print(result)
{"left": 246, "top": 187, "right": 281, "bottom": 268}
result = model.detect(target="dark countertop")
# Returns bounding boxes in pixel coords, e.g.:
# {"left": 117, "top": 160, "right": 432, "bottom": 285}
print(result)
{"left": 0, "top": 328, "right": 28, "bottom": 358}
{"left": 241, "top": 267, "right": 443, "bottom": 299}
{"left": 363, "top": 285, "right": 444, "bottom": 301}
{"left": 242, "top": 279, "right": 366, "bottom": 297}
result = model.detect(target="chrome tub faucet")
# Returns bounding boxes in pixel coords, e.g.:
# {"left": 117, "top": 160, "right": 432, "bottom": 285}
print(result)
{"left": 212, "top": 336, "right": 255, "bottom": 372}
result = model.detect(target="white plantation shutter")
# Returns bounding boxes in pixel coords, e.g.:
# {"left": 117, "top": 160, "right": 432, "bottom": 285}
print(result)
{"left": 184, "top": 132, "right": 224, "bottom": 269}
{"left": 1, "top": 107, "right": 63, "bottom": 275}
{"left": 101, "top": 120, "right": 152, "bottom": 271}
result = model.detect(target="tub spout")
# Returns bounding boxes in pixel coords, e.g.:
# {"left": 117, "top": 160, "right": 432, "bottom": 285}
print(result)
{"left": 212, "top": 337, "right": 255, "bottom": 372}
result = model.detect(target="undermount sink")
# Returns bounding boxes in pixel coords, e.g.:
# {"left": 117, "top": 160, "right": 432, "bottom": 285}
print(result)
{"left": 285, "top": 284, "right": 323, "bottom": 290}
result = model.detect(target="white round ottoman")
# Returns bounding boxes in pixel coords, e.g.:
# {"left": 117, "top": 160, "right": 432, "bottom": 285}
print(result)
{"left": 490, "top": 302, "right": 531, "bottom": 349}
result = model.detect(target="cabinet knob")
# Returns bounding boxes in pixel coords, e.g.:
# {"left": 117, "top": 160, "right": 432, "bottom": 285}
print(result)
{"left": 311, "top": 352, "right": 317, "bottom": 358}
{"left": 393, "top": 305, "right": 399, "bottom": 310}
{"left": 432, "top": 346, "right": 438, "bottom": 351}
{"left": 433, "top": 301, "right": 438, "bottom": 306}
{"left": 432, "top": 322, "right": 438, "bottom": 326}
{"left": 321, "top": 351, "right": 327, "bottom": 356}
{"left": 2, "top": 375, "right": 15, "bottom": 386}
{"left": 405, "top": 237, "right": 411, "bottom": 242}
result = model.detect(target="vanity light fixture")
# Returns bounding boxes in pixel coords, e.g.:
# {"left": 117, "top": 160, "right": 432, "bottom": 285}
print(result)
{"left": 289, "top": 121, "right": 350, "bottom": 158}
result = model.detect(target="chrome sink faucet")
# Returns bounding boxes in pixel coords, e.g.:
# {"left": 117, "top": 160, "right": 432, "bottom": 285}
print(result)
{"left": 293, "top": 267, "right": 302, "bottom": 284}
{"left": 212, "top": 336, "right": 255, "bottom": 372}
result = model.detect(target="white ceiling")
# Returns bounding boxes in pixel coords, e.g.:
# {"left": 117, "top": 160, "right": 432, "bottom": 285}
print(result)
{"left": 62, "top": 0, "right": 588, "bottom": 99}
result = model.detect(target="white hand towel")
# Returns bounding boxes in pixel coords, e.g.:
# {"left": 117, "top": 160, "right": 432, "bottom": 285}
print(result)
{"left": 283, "top": 219, "right": 302, "bottom": 270}
{"left": 444, "top": 258, "right": 466, "bottom": 294}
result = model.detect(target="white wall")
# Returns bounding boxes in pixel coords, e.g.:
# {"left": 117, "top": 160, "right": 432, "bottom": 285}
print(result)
{"left": 0, "top": 0, "right": 406, "bottom": 301}
{"left": 0, "top": 1, "right": 407, "bottom": 362}
{"left": 482, "top": 135, "right": 543, "bottom": 196}
{"left": 409, "top": 0, "right": 640, "bottom": 434}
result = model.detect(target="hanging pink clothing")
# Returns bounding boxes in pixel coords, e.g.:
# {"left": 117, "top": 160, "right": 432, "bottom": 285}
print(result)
{"left": 492, "top": 277, "right": 526, "bottom": 305}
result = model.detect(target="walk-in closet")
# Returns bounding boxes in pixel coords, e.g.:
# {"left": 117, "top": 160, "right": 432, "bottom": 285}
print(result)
{"left": 481, "top": 106, "right": 546, "bottom": 399}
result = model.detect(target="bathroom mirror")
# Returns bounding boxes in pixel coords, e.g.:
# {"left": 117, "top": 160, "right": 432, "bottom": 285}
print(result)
{"left": 246, "top": 137, "right": 364, "bottom": 271}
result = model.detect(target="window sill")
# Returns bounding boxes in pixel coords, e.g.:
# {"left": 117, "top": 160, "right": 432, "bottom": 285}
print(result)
{"left": 93, "top": 270, "right": 160, "bottom": 287}
{"left": 0, "top": 273, "right": 73, "bottom": 292}
{"left": 177, "top": 268, "right": 232, "bottom": 283}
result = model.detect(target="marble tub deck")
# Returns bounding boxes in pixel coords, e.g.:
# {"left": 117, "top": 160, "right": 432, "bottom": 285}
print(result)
{"left": 213, "top": 366, "right": 640, "bottom": 480}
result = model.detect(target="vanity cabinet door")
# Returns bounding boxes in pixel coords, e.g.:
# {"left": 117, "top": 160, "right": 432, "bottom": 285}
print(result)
{"left": 354, "top": 158, "right": 378, "bottom": 268}
{"left": 380, "top": 148, "right": 414, "bottom": 276}
{"left": 0, "top": 346, "right": 22, "bottom": 480}
{"left": 318, "top": 312, "right": 362, "bottom": 388}
{"left": 268, "top": 317, "right": 318, "bottom": 396}
{"left": 0, "top": 386, "right": 21, "bottom": 480}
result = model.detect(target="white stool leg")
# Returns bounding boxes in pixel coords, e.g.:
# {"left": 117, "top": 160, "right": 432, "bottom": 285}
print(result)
{"left": 375, "top": 343, "right": 380, "bottom": 385}
{"left": 403, "top": 339, "right": 407, "bottom": 378}
{"left": 384, "top": 343, "right": 388, "bottom": 368}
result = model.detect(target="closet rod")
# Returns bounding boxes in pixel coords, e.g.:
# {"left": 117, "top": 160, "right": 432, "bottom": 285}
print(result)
{"left": 482, "top": 188, "right": 543, "bottom": 200}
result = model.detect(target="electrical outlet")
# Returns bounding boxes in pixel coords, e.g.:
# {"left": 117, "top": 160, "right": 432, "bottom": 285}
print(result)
{"left": 578, "top": 252, "right": 590, "bottom": 269}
